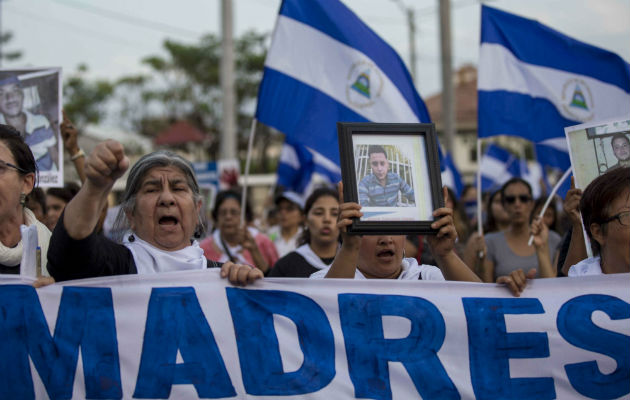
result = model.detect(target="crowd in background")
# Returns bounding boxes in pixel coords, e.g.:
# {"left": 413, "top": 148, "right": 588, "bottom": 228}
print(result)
{"left": 0, "top": 117, "right": 628, "bottom": 293}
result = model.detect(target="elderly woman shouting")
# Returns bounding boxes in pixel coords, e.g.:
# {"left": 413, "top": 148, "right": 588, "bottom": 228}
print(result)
{"left": 48, "top": 140, "right": 260, "bottom": 285}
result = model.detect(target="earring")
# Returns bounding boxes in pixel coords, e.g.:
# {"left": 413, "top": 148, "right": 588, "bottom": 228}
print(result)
{"left": 19, "top": 192, "right": 26, "bottom": 206}
{"left": 128, "top": 234, "right": 135, "bottom": 242}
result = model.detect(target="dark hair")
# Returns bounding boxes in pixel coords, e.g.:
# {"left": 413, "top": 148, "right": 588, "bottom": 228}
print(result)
{"left": 531, "top": 197, "right": 559, "bottom": 232}
{"left": 500, "top": 177, "right": 532, "bottom": 205}
{"left": 0, "top": 124, "right": 37, "bottom": 184}
{"left": 368, "top": 145, "right": 387, "bottom": 159}
{"left": 25, "top": 187, "right": 46, "bottom": 214}
{"left": 46, "top": 182, "right": 81, "bottom": 204}
{"left": 611, "top": 132, "right": 629, "bottom": 146}
{"left": 580, "top": 166, "right": 630, "bottom": 254}
{"left": 484, "top": 190, "right": 503, "bottom": 233}
{"left": 212, "top": 189, "right": 253, "bottom": 225}
{"left": 299, "top": 187, "right": 339, "bottom": 246}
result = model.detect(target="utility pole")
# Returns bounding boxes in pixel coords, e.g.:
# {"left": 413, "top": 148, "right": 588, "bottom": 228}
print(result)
{"left": 439, "top": 0, "right": 455, "bottom": 154}
{"left": 220, "top": 0, "right": 236, "bottom": 160}
{"left": 407, "top": 8, "right": 417, "bottom": 82}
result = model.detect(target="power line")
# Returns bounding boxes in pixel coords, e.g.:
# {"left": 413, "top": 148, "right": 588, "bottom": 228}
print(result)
{"left": 51, "top": 0, "right": 203, "bottom": 39}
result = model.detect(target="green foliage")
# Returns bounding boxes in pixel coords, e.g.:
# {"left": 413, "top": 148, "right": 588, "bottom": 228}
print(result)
{"left": 63, "top": 64, "right": 114, "bottom": 128}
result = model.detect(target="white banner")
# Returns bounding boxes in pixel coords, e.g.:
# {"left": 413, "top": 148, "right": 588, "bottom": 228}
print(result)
{"left": 1, "top": 271, "right": 628, "bottom": 399}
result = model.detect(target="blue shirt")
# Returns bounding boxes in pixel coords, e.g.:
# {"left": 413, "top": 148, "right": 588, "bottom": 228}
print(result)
{"left": 358, "top": 172, "right": 414, "bottom": 207}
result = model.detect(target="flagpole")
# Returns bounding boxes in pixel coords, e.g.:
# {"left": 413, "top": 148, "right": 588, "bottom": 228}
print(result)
{"left": 527, "top": 166, "right": 572, "bottom": 246}
{"left": 476, "top": 139, "right": 483, "bottom": 258}
{"left": 241, "top": 118, "right": 257, "bottom": 227}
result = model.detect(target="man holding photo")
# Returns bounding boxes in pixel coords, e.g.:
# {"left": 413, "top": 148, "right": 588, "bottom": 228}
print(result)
{"left": 0, "top": 76, "right": 58, "bottom": 171}
{"left": 358, "top": 145, "right": 414, "bottom": 207}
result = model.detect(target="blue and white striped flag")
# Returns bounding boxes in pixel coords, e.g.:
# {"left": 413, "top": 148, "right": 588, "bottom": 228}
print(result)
{"left": 255, "top": 0, "right": 431, "bottom": 194}
{"left": 439, "top": 151, "right": 463, "bottom": 198}
{"left": 276, "top": 140, "right": 341, "bottom": 194}
{"left": 480, "top": 143, "right": 543, "bottom": 198}
{"left": 478, "top": 5, "right": 630, "bottom": 196}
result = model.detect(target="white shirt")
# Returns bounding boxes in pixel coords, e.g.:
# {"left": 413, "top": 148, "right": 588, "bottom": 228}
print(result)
{"left": 268, "top": 225, "right": 303, "bottom": 258}
{"left": 309, "top": 257, "right": 445, "bottom": 280}
{"left": 568, "top": 257, "right": 603, "bottom": 277}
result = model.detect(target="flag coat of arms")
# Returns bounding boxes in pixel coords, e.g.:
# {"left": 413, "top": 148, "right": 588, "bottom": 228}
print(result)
{"left": 255, "top": 0, "right": 432, "bottom": 192}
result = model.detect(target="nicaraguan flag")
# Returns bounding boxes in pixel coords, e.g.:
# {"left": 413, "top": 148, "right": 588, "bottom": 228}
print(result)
{"left": 255, "top": 0, "right": 431, "bottom": 193}
{"left": 276, "top": 140, "right": 342, "bottom": 194}
{"left": 478, "top": 5, "right": 630, "bottom": 195}
{"left": 480, "top": 143, "right": 542, "bottom": 198}
{"left": 439, "top": 151, "right": 463, "bottom": 198}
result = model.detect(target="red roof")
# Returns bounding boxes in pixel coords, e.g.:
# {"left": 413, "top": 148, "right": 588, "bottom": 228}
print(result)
{"left": 154, "top": 121, "right": 206, "bottom": 145}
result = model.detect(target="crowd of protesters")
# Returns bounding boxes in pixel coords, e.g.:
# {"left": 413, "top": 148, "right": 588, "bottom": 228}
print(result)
{"left": 0, "top": 118, "right": 628, "bottom": 294}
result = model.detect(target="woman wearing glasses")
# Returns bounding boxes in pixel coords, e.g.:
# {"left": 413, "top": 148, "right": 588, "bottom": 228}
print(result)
{"left": 0, "top": 125, "right": 51, "bottom": 277}
{"left": 568, "top": 167, "right": 629, "bottom": 276}
{"left": 481, "top": 178, "right": 561, "bottom": 283}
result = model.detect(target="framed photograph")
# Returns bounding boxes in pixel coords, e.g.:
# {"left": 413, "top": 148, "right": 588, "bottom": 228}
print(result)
{"left": 0, "top": 68, "right": 63, "bottom": 187}
{"left": 337, "top": 122, "right": 444, "bottom": 235}
{"left": 565, "top": 116, "right": 630, "bottom": 190}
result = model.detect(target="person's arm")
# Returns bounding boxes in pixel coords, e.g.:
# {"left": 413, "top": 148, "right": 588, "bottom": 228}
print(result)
{"left": 325, "top": 183, "right": 363, "bottom": 278}
{"left": 530, "top": 217, "right": 555, "bottom": 278}
{"left": 60, "top": 111, "right": 86, "bottom": 182}
{"left": 480, "top": 258, "right": 495, "bottom": 283}
{"left": 462, "top": 232, "right": 486, "bottom": 275}
{"left": 63, "top": 140, "right": 129, "bottom": 240}
{"left": 240, "top": 228, "right": 273, "bottom": 274}
{"left": 561, "top": 178, "right": 587, "bottom": 275}
{"left": 426, "top": 187, "right": 481, "bottom": 282}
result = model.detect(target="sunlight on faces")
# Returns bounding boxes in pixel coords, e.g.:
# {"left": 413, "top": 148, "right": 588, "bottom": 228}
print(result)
{"left": 503, "top": 182, "right": 533, "bottom": 224}
{"left": 127, "top": 166, "right": 200, "bottom": 251}
{"left": 0, "top": 83, "right": 24, "bottom": 118}
{"left": 0, "top": 141, "right": 33, "bottom": 219}
{"left": 216, "top": 197, "right": 242, "bottom": 238}
{"left": 306, "top": 195, "right": 339, "bottom": 246}
{"left": 357, "top": 235, "right": 406, "bottom": 279}
{"left": 369, "top": 152, "right": 389, "bottom": 182}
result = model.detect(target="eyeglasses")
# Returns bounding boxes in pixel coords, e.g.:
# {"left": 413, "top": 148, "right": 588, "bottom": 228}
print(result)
{"left": 602, "top": 211, "right": 630, "bottom": 227}
{"left": 0, "top": 159, "right": 27, "bottom": 175}
{"left": 504, "top": 195, "right": 532, "bottom": 204}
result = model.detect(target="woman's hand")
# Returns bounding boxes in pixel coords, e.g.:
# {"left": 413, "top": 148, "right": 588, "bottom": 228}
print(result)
{"left": 60, "top": 111, "right": 80, "bottom": 155}
{"left": 530, "top": 217, "right": 549, "bottom": 250}
{"left": 427, "top": 187, "right": 458, "bottom": 259}
{"left": 85, "top": 140, "right": 130, "bottom": 191}
{"left": 563, "top": 177, "right": 583, "bottom": 227}
{"left": 32, "top": 276, "right": 55, "bottom": 288}
{"left": 497, "top": 268, "right": 537, "bottom": 297}
{"left": 221, "top": 261, "right": 263, "bottom": 286}
{"left": 337, "top": 182, "right": 363, "bottom": 249}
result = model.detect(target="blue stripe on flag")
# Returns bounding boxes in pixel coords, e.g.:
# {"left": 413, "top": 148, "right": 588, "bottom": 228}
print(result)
{"left": 256, "top": 67, "right": 369, "bottom": 163}
{"left": 481, "top": 5, "right": 630, "bottom": 92}
{"left": 478, "top": 91, "right": 579, "bottom": 141}
{"left": 278, "top": 0, "right": 431, "bottom": 122}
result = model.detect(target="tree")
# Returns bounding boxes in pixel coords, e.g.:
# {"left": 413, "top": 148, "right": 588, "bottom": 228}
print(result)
{"left": 63, "top": 64, "right": 114, "bottom": 129}
{"left": 0, "top": 31, "right": 22, "bottom": 65}
{"left": 114, "top": 30, "right": 280, "bottom": 172}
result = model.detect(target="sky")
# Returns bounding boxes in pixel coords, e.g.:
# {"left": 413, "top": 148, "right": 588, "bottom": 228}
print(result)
{"left": 3, "top": 0, "right": 629, "bottom": 102}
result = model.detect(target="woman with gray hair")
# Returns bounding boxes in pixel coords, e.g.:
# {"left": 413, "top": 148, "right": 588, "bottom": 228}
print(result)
{"left": 47, "top": 140, "right": 261, "bottom": 285}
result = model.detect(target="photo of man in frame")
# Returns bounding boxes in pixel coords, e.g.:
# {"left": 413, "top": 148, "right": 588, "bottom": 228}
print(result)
{"left": 606, "top": 132, "right": 630, "bottom": 172}
{"left": 0, "top": 72, "right": 59, "bottom": 172}
{"left": 357, "top": 144, "right": 415, "bottom": 207}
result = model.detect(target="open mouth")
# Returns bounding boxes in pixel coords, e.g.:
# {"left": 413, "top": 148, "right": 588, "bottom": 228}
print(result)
{"left": 377, "top": 249, "right": 395, "bottom": 259}
{"left": 159, "top": 216, "right": 179, "bottom": 226}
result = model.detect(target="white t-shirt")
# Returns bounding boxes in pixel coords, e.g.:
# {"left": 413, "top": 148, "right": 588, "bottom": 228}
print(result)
{"left": 568, "top": 256, "right": 603, "bottom": 277}
{"left": 268, "top": 225, "right": 303, "bottom": 258}
{"left": 309, "top": 257, "right": 445, "bottom": 280}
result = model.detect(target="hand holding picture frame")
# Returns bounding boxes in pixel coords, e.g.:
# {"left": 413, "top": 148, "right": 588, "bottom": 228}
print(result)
{"left": 337, "top": 122, "right": 444, "bottom": 235}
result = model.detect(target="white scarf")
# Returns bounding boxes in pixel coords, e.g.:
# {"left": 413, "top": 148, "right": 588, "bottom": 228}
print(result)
{"left": 123, "top": 232, "right": 207, "bottom": 274}
{"left": 295, "top": 244, "right": 334, "bottom": 270}
{"left": 0, "top": 208, "right": 51, "bottom": 272}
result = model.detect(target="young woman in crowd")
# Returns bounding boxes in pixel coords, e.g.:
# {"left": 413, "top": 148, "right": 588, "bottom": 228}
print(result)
{"left": 0, "top": 125, "right": 51, "bottom": 277}
{"left": 267, "top": 191, "right": 304, "bottom": 258}
{"left": 481, "top": 178, "right": 561, "bottom": 282}
{"left": 200, "top": 189, "right": 278, "bottom": 275}
{"left": 567, "top": 167, "right": 629, "bottom": 276}
{"left": 270, "top": 187, "right": 340, "bottom": 277}
{"left": 310, "top": 184, "right": 530, "bottom": 296}
{"left": 45, "top": 182, "right": 80, "bottom": 230}
{"left": 462, "top": 189, "right": 510, "bottom": 274}
{"left": 47, "top": 140, "right": 258, "bottom": 285}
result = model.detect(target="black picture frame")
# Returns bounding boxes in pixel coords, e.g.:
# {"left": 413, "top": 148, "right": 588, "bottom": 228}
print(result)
{"left": 337, "top": 122, "right": 444, "bottom": 235}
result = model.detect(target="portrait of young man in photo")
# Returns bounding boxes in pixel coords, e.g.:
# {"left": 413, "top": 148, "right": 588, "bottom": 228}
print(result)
{"left": 606, "top": 132, "right": 630, "bottom": 173}
{"left": 358, "top": 144, "right": 415, "bottom": 207}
